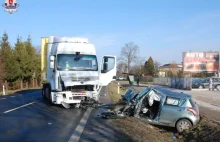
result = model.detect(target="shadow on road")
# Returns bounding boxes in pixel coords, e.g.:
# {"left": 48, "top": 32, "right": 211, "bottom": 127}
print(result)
{"left": 15, "top": 89, "right": 41, "bottom": 95}
{"left": 79, "top": 108, "right": 134, "bottom": 142}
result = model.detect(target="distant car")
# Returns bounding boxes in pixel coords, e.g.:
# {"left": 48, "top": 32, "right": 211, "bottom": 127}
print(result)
{"left": 198, "top": 77, "right": 220, "bottom": 90}
{"left": 192, "top": 78, "right": 206, "bottom": 89}
{"left": 116, "top": 77, "right": 126, "bottom": 81}
{"left": 112, "top": 76, "right": 117, "bottom": 81}
{"left": 102, "top": 87, "right": 200, "bottom": 133}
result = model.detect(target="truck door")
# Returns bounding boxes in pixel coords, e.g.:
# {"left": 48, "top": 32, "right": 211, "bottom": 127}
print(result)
{"left": 99, "top": 56, "right": 116, "bottom": 86}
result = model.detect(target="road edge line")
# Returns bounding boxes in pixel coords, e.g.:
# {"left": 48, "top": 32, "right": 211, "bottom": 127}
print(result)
{"left": 68, "top": 107, "right": 93, "bottom": 142}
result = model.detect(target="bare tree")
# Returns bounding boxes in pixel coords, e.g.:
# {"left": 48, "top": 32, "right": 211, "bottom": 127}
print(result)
{"left": 117, "top": 61, "right": 127, "bottom": 73}
{"left": 131, "top": 57, "right": 145, "bottom": 75}
{"left": 154, "top": 61, "right": 161, "bottom": 76}
{"left": 120, "top": 42, "right": 139, "bottom": 73}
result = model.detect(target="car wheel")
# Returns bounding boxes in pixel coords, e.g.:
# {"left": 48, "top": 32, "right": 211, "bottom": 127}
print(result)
{"left": 199, "top": 85, "right": 203, "bottom": 89}
{"left": 176, "top": 119, "right": 192, "bottom": 133}
{"left": 216, "top": 85, "right": 220, "bottom": 91}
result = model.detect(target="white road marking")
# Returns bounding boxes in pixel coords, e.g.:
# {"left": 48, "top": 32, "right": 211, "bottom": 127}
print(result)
{"left": 68, "top": 107, "right": 93, "bottom": 142}
{"left": 1, "top": 98, "right": 6, "bottom": 100}
{"left": 10, "top": 96, "right": 16, "bottom": 98}
{"left": 3, "top": 102, "right": 35, "bottom": 114}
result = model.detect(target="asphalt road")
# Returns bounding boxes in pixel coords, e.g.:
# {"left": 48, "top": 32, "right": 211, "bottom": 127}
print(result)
{"left": 0, "top": 87, "right": 130, "bottom": 142}
{"left": 0, "top": 89, "right": 93, "bottom": 142}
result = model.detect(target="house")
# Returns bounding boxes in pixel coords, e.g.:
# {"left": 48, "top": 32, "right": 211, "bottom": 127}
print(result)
{"left": 158, "top": 63, "right": 183, "bottom": 77}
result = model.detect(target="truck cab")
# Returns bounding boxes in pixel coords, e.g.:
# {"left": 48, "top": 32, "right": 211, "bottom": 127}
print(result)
{"left": 41, "top": 36, "right": 116, "bottom": 108}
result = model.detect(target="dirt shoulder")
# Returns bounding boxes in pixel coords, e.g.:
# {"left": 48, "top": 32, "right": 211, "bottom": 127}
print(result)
{"left": 107, "top": 81, "right": 220, "bottom": 142}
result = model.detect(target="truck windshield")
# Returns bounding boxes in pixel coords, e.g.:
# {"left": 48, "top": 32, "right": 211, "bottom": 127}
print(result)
{"left": 57, "top": 54, "right": 98, "bottom": 71}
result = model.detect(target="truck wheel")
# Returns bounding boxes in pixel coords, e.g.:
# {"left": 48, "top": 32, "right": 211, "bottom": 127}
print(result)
{"left": 176, "top": 119, "right": 192, "bottom": 133}
{"left": 42, "top": 87, "right": 46, "bottom": 99}
{"left": 44, "top": 85, "right": 53, "bottom": 104}
{"left": 199, "top": 85, "right": 203, "bottom": 89}
{"left": 47, "top": 85, "right": 53, "bottom": 104}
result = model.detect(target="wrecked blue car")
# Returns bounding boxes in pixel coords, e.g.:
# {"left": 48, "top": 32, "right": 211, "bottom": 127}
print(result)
{"left": 101, "top": 86, "right": 200, "bottom": 133}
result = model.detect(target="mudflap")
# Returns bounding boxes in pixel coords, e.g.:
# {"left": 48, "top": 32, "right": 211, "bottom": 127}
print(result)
{"left": 61, "top": 102, "right": 71, "bottom": 109}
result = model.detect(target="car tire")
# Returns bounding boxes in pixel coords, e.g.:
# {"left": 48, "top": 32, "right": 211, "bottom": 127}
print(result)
{"left": 216, "top": 85, "right": 220, "bottom": 91}
{"left": 199, "top": 85, "right": 203, "bottom": 89}
{"left": 176, "top": 119, "right": 192, "bottom": 133}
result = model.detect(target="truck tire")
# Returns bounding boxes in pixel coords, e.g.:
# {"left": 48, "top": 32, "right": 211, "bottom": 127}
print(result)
{"left": 42, "top": 86, "right": 46, "bottom": 99}
{"left": 199, "top": 85, "right": 204, "bottom": 89}
{"left": 44, "top": 84, "right": 53, "bottom": 104}
{"left": 47, "top": 85, "right": 53, "bottom": 104}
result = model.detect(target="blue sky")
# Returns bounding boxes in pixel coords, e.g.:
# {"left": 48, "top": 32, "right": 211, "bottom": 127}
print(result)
{"left": 1, "top": 0, "right": 220, "bottom": 64}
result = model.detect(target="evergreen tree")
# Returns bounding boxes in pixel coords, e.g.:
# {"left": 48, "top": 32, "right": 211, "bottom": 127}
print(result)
{"left": 0, "top": 33, "right": 42, "bottom": 89}
{"left": 0, "top": 32, "right": 11, "bottom": 64}
{"left": 0, "top": 32, "right": 14, "bottom": 81}
{"left": 14, "top": 35, "right": 27, "bottom": 82}
{"left": 23, "top": 35, "right": 38, "bottom": 83}
{"left": 5, "top": 50, "right": 20, "bottom": 81}
{"left": 145, "top": 57, "right": 155, "bottom": 76}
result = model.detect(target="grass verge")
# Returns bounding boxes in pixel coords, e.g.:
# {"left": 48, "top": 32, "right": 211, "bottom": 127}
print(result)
{"left": 108, "top": 81, "right": 127, "bottom": 103}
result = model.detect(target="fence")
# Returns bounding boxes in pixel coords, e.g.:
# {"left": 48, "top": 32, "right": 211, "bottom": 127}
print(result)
{"left": 153, "top": 77, "right": 192, "bottom": 90}
{"left": 134, "top": 77, "right": 153, "bottom": 83}
{"left": 0, "top": 79, "right": 41, "bottom": 95}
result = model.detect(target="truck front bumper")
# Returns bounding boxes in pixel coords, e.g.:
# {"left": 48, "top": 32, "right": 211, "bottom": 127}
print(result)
{"left": 51, "top": 91, "right": 98, "bottom": 104}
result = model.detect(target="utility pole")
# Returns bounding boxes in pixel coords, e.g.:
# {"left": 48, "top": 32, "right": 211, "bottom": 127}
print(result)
{"left": 218, "top": 51, "right": 220, "bottom": 77}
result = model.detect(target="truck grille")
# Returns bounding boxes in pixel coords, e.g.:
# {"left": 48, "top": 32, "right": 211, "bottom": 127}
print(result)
{"left": 64, "top": 85, "right": 94, "bottom": 91}
{"left": 72, "top": 77, "right": 90, "bottom": 81}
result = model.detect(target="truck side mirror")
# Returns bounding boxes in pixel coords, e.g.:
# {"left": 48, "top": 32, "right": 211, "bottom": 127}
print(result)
{"left": 104, "top": 57, "right": 108, "bottom": 62}
{"left": 50, "top": 56, "right": 55, "bottom": 69}
{"left": 103, "top": 62, "right": 108, "bottom": 71}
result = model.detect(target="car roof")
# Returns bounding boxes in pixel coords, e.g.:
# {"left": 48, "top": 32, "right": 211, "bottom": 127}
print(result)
{"left": 149, "top": 86, "right": 192, "bottom": 99}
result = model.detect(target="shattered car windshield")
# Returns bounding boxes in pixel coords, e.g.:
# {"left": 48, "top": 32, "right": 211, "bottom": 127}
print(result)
{"left": 123, "top": 89, "right": 136, "bottom": 101}
{"left": 134, "top": 87, "right": 152, "bottom": 101}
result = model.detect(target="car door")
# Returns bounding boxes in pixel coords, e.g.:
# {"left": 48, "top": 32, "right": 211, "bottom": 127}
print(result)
{"left": 203, "top": 78, "right": 210, "bottom": 88}
{"left": 159, "top": 97, "right": 184, "bottom": 125}
{"left": 99, "top": 56, "right": 117, "bottom": 86}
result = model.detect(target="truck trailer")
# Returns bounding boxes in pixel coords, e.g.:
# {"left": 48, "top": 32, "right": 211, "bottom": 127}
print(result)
{"left": 41, "top": 36, "right": 116, "bottom": 108}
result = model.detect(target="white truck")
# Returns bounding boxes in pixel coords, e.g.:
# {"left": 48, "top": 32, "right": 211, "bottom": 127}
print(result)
{"left": 41, "top": 36, "right": 116, "bottom": 108}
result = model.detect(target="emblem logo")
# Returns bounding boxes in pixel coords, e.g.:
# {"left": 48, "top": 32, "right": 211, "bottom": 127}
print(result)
{"left": 2, "top": 0, "right": 19, "bottom": 14}
{"left": 80, "top": 81, "right": 84, "bottom": 84}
